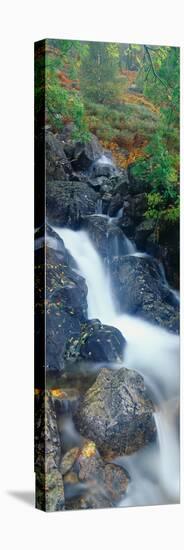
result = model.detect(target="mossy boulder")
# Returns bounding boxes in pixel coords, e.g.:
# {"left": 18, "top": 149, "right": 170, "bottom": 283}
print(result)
{"left": 65, "top": 319, "right": 126, "bottom": 363}
{"left": 74, "top": 368, "right": 156, "bottom": 455}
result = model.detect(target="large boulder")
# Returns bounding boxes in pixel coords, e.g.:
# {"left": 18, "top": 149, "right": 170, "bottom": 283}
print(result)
{"left": 75, "top": 367, "right": 156, "bottom": 455}
{"left": 62, "top": 440, "right": 129, "bottom": 509}
{"left": 111, "top": 254, "right": 179, "bottom": 332}
{"left": 46, "top": 180, "right": 98, "bottom": 227}
{"left": 79, "top": 320, "right": 126, "bottom": 362}
{"left": 65, "top": 319, "right": 126, "bottom": 363}
{"left": 72, "top": 136, "right": 103, "bottom": 171}
{"left": 35, "top": 227, "right": 88, "bottom": 371}
{"left": 45, "top": 246, "right": 88, "bottom": 370}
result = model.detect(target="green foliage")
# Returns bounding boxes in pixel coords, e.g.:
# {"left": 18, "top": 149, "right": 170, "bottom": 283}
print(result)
{"left": 45, "top": 40, "right": 90, "bottom": 140}
{"left": 80, "top": 42, "right": 121, "bottom": 103}
{"left": 131, "top": 45, "right": 180, "bottom": 224}
{"left": 145, "top": 192, "right": 179, "bottom": 223}
{"left": 132, "top": 121, "right": 179, "bottom": 222}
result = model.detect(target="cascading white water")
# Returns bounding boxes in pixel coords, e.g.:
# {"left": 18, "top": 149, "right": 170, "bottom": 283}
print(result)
{"left": 53, "top": 226, "right": 180, "bottom": 505}
{"left": 123, "top": 235, "right": 136, "bottom": 254}
{"left": 96, "top": 153, "right": 115, "bottom": 166}
{"left": 55, "top": 228, "right": 115, "bottom": 323}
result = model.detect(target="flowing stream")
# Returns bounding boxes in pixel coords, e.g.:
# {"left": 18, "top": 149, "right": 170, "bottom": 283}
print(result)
{"left": 53, "top": 226, "right": 180, "bottom": 506}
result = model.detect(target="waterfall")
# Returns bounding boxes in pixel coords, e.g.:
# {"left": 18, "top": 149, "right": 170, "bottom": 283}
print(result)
{"left": 159, "top": 261, "right": 180, "bottom": 304}
{"left": 55, "top": 228, "right": 115, "bottom": 323}
{"left": 53, "top": 226, "right": 180, "bottom": 505}
{"left": 96, "top": 153, "right": 115, "bottom": 166}
{"left": 95, "top": 198, "right": 103, "bottom": 214}
{"left": 116, "top": 206, "right": 124, "bottom": 219}
{"left": 123, "top": 235, "right": 136, "bottom": 254}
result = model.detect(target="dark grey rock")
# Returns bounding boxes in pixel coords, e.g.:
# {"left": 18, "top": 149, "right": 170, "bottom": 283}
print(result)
{"left": 72, "top": 136, "right": 103, "bottom": 171}
{"left": 82, "top": 214, "right": 131, "bottom": 261}
{"left": 79, "top": 320, "right": 126, "bottom": 362}
{"left": 46, "top": 180, "right": 98, "bottom": 227}
{"left": 46, "top": 132, "right": 71, "bottom": 180}
{"left": 123, "top": 193, "right": 148, "bottom": 223}
{"left": 111, "top": 254, "right": 179, "bottom": 332}
{"left": 135, "top": 218, "right": 156, "bottom": 248}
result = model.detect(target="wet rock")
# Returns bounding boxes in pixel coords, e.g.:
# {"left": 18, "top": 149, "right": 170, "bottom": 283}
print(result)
{"left": 101, "top": 191, "right": 114, "bottom": 214}
{"left": 46, "top": 308, "right": 81, "bottom": 371}
{"left": 35, "top": 233, "right": 89, "bottom": 372}
{"left": 82, "top": 214, "right": 129, "bottom": 261}
{"left": 88, "top": 176, "right": 113, "bottom": 193}
{"left": 46, "top": 131, "right": 71, "bottom": 180}
{"left": 123, "top": 193, "right": 148, "bottom": 223}
{"left": 149, "top": 219, "right": 179, "bottom": 289}
{"left": 46, "top": 180, "right": 98, "bottom": 227}
{"left": 91, "top": 158, "right": 117, "bottom": 178}
{"left": 35, "top": 391, "right": 65, "bottom": 511}
{"left": 64, "top": 319, "right": 126, "bottom": 364}
{"left": 35, "top": 224, "right": 67, "bottom": 260}
{"left": 79, "top": 320, "right": 126, "bottom": 362}
{"left": 108, "top": 174, "right": 129, "bottom": 217}
{"left": 63, "top": 142, "right": 75, "bottom": 160}
{"left": 75, "top": 368, "right": 156, "bottom": 455}
{"left": 60, "top": 447, "right": 80, "bottom": 475}
{"left": 72, "top": 136, "right": 103, "bottom": 171}
{"left": 135, "top": 218, "right": 156, "bottom": 248}
{"left": 111, "top": 254, "right": 179, "bottom": 332}
{"left": 45, "top": 247, "right": 88, "bottom": 370}
{"left": 117, "top": 216, "right": 135, "bottom": 238}
{"left": 63, "top": 440, "right": 129, "bottom": 509}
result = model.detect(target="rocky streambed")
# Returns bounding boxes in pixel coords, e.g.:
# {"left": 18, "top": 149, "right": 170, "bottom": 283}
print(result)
{"left": 35, "top": 129, "right": 180, "bottom": 511}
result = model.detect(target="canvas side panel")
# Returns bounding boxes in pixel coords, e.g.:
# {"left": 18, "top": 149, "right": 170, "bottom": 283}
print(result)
{"left": 34, "top": 40, "right": 65, "bottom": 512}
{"left": 34, "top": 39, "right": 46, "bottom": 511}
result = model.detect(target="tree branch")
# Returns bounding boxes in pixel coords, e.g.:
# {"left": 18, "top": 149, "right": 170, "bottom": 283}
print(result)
{"left": 144, "top": 45, "right": 169, "bottom": 90}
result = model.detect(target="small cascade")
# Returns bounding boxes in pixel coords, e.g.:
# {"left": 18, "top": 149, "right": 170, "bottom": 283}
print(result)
{"left": 54, "top": 228, "right": 115, "bottom": 324}
{"left": 158, "top": 261, "right": 180, "bottom": 304}
{"left": 96, "top": 153, "right": 115, "bottom": 166}
{"left": 116, "top": 206, "right": 124, "bottom": 219}
{"left": 90, "top": 153, "right": 118, "bottom": 177}
{"left": 95, "top": 198, "right": 103, "bottom": 214}
{"left": 123, "top": 235, "right": 136, "bottom": 255}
